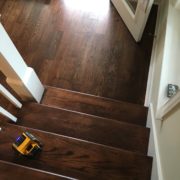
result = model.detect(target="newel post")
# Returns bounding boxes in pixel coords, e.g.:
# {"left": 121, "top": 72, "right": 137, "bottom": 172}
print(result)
{"left": 0, "top": 22, "right": 44, "bottom": 103}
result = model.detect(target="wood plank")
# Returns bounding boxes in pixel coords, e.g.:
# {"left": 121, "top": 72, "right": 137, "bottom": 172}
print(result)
{"left": 0, "top": 160, "right": 75, "bottom": 180}
{"left": 17, "top": 103, "right": 150, "bottom": 154}
{"left": 0, "top": 123, "right": 152, "bottom": 180}
{"left": 0, "top": 0, "right": 157, "bottom": 105}
{"left": 42, "top": 87, "right": 148, "bottom": 126}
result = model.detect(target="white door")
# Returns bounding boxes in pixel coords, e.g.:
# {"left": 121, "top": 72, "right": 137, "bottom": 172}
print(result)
{"left": 111, "top": 0, "right": 154, "bottom": 42}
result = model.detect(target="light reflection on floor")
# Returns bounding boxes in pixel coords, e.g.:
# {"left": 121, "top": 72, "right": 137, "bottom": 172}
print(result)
{"left": 63, "top": 0, "right": 110, "bottom": 19}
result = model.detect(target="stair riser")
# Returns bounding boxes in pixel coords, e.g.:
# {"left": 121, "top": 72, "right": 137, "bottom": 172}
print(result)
{"left": 18, "top": 103, "right": 150, "bottom": 154}
{"left": 0, "top": 160, "right": 73, "bottom": 180}
{"left": 0, "top": 123, "right": 152, "bottom": 179}
{"left": 42, "top": 87, "right": 148, "bottom": 126}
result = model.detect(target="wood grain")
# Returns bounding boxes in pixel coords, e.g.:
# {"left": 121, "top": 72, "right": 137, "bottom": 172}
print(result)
{"left": 0, "top": 1, "right": 158, "bottom": 179}
{"left": 42, "top": 86, "right": 148, "bottom": 126}
{"left": 17, "top": 103, "right": 150, "bottom": 154}
{"left": 0, "top": 160, "right": 73, "bottom": 180}
{"left": 0, "top": 72, "right": 20, "bottom": 118}
{"left": 0, "top": 0, "right": 157, "bottom": 105}
{"left": 0, "top": 123, "right": 152, "bottom": 180}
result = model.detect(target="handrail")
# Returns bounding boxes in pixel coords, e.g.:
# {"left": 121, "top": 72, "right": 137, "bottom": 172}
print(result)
{"left": 156, "top": 90, "right": 180, "bottom": 119}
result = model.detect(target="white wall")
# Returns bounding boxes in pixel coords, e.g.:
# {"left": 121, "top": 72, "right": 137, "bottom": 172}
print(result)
{"left": 157, "top": 2, "right": 180, "bottom": 109}
{"left": 158, "top": 106, "right": 180, "bottom": 180}
{"left": 147, "top": 0, "right": 180, "bottom": 179}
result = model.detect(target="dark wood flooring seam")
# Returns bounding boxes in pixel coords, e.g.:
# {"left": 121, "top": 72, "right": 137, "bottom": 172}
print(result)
{"left": 0, "top": 160, "right": 77, "bottom": 180}
{"left": 10, "top": 123, "right": 150, "bottom": 157}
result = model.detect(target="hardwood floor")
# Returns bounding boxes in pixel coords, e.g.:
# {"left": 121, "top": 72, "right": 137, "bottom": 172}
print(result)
{"left": 0, "top": 0, "right": 157, "bottom": 105}
{"left": 42, "top": 86, "right": 148, "bottom": 126}
{"left": 1, "top": 86, "right": 153, "bottom": 179}
{"left": 0, "top": 0, "right": 157, "bottom": 179}
{"left": 0, "top": 72, "right": 19, "bottom": 117}
{"left": 0, "top": 160, "right": 72, "bottom": 180}
{"left": 0, "top": 123, "right": 152, "bottom": 179}
{"left": 17, "top": 102, "right": 150, "bottom": 154}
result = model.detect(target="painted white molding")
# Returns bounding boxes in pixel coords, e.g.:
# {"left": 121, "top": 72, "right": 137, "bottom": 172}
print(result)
{"left": 0, "top": 84, "right": 22, "bottom": 108}
{"left": 111, "top": 0, "right": 154, "bottom": 41}
{"left": 147, "top": 104, "right": 164, "bottom": 180}
{"left": 0, "top": 106, "right": 17, "bottom": 122}
{"left": 0, "top": 23, "right": 44, "bottom": 103}
{"left": 144, "top": 0, "right": 161, "bottom": 107}
{"left": 156, "top": 90, "right": 180, "bottom": 119}
{"left": 144, "top": 40, "right": 156, "bottom": 107}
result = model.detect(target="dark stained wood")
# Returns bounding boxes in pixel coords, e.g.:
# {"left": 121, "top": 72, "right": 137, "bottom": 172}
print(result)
{"left": 42, "top": 86, "right": 148, "bottom": 126}
{"left": 0, "top": 72, "right": 20, "bottom": 118}
{"left": 0, "top": 123, "right": 152, "bottom": 180}
{"left": 17, "top": 103, "right": 150, "bottom": 154}
{"left": 0, "top": 0, "right": 157, "bottom": 105}
{"left": 126, "top": 0, "right": 138, "bottom": 13}
{"left": 0, "top": 160, "right": 73, "bottom": 180}
{"left": 0, "top": 94, "right": 16, "bottom": 114}
{"left": 0, "top": 1, "right": 157, "bottom": 179}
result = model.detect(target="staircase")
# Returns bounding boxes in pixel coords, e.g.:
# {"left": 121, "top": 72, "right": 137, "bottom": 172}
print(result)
{"left": 0, "top": 86, "right": 152, "bottom": 180}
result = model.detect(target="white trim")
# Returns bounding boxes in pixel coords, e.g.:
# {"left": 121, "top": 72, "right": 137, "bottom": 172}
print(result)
{"left": 0, "top": 84, "right": 22, "bottom": 108}
{"left": 111, "top": 0, "right": 154, "bottom": 42}
{"left": 147, "top": 104, "right": 164, "bottom": 180}
{"left": 145, "top": 2, "right": 161, "bottom": 107}
{"left": 0, "top": 106, "right": 17, "bottom": 122}
{"left": 156, "top": 90, "right": 180, "bottom": 119}
{"left": 144, "top": 35, "right": 157, "bottom": 107}
{"left": 0, "top": 23, "right": 44, "bottom": 103}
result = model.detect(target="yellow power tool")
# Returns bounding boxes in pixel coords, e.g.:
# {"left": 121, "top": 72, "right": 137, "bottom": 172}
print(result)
{"left": 12, "top": 132, "right": 42, "bottom": 156}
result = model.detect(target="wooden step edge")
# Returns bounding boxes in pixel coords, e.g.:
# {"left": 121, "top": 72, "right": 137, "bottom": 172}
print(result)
{"left": 22, "top": 102, "right": 150, "bottom": 130}
{"left": 44, "top": 85, "right": 148, "bottom": 109}
{"left": 9, "top": 122, "right": 152, "bottom": 159}
{"left": 17, "top": 103, "right": 150, "bottom": 155}
{"left": 0, "top": 160, "right": 77, "bottom": 180}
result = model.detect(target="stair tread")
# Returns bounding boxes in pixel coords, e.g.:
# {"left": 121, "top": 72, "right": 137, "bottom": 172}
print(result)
{"left": 18, "top": 103, "right": 150, "bottom": 154}
{"left": 0, "top": 160, "right": 73, "bottom": 180}
{"left": 42, "top": 86, "right": 148, "bottom": 126}
{"left": 0, "top": 123, "right": 152, "bottom": 180}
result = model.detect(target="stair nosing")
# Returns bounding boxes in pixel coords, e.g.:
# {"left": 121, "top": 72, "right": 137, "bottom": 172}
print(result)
{"left": 18, "top": 103, "right": 150, "bottom": 155}
{"left": 10, "top": 123, "right": 151, "bottom": 159}
{"left": 44, "top": 85, "right": 147, "bottom": 109}
{"left": 0, "top": 160, "right": 77, "bottom": 180}
{"left": 25, "top": 102, "right": 150, "bottom": 130}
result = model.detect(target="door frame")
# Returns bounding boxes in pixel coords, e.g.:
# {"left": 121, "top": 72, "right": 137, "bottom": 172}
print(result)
{"left": 111, "top": 0, "right": 154, "bottom": 42}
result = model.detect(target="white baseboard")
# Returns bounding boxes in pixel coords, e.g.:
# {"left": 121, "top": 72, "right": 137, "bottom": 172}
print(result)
{"left": 147, "top": 104, "right": 164, "bottom": 180}
{"left": 144, "top": 2, "right": 161, "bottom": 107}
